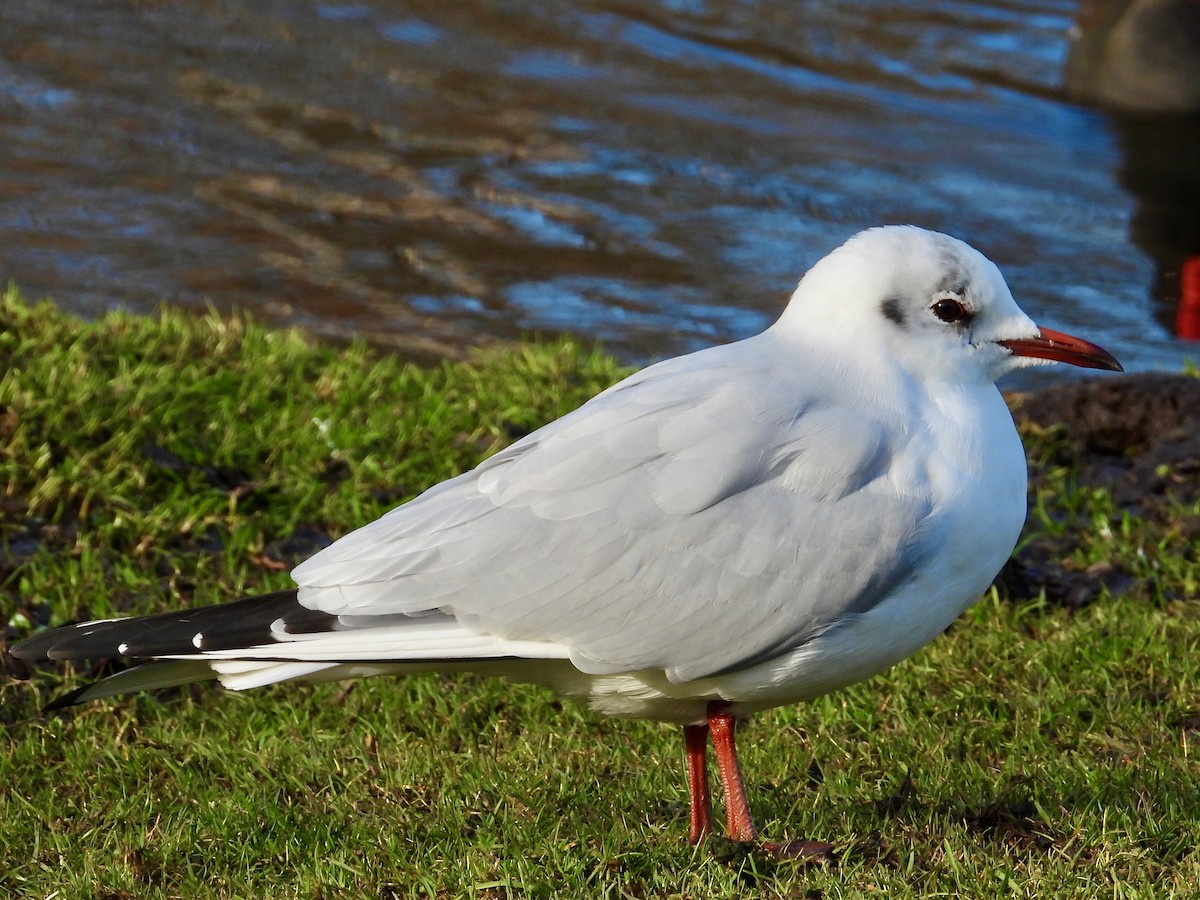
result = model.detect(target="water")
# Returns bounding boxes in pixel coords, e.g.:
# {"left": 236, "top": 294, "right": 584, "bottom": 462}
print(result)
{"left": 0, "top": 0, "right": 1196, "bottom": 373}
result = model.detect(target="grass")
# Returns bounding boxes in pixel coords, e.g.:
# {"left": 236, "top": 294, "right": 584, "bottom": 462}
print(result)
{"left": 1, "top": 285, "right": 1198, "bottom": 898}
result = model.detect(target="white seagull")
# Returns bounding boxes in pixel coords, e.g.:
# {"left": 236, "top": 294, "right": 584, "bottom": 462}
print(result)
{"left": 11, "top": 226, "right": 1122, "bottom": 855}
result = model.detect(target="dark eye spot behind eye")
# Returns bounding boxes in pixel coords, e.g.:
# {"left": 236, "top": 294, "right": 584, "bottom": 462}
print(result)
{"left": 931, "top": 297, "right": 969, "bottom": 324}
{"left": 881, "top": 298, "right": 906, "bottom": 327}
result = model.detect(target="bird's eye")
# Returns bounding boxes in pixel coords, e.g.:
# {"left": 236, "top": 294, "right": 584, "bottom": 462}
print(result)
{"left": 931, "top": 297, "right": 968, "bottom": 324}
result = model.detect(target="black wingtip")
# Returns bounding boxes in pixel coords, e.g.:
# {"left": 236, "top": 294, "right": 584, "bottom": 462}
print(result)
{"left": 8, "top": 588, "right": 312, "bottom": 662}
{"left": 41, "top": 684, "right": 93, "bottom": 713}
{"left": 9, "top": 628, "right": 70, "bottom": 661}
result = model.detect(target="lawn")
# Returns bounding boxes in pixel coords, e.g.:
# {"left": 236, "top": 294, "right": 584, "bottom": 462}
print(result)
{"left": 2, "top": 287, "right": 1198, "bottom": 898}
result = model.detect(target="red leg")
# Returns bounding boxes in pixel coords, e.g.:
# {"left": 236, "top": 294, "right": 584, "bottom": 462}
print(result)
{"left": 707, "top": 701, "right": 836, "bottom": 860}
{"left": 708, "top": 703, "right": 759, "bottom": 842}
{"left": 683, "top": 723, "right": 711, "bottom": 844}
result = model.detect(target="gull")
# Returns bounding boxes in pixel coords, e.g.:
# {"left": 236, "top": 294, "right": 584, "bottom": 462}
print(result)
{"left": 10, "top": 226, "right": 1122, "bottom": 855}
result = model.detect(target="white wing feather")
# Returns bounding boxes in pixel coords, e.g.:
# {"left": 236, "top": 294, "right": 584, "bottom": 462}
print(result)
{"left": 292, "top": 332, "right": 935, "bottom": 682}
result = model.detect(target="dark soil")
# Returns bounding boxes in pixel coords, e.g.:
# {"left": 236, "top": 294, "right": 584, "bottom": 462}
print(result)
{"left": 998, "top": 372, "right": 1200, "bottom": 609}
{"left": 1013, "top": 373, "right": 1200, "bottom": 511}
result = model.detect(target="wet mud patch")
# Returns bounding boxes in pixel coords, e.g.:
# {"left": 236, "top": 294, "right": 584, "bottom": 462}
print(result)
{"left": 873, "top": 775, "right": 919, "bottom": 817}
{"left": 140, "top": 441, "right": 271, "bottom": 508}
{"left": 259, "top": 525, "right": 334, "bottom": 570}
{"left": 961, "top": 797, "right": 1058, "bottom": 853}
{"left": 1013, "top": 373, "right": 1200, "bottom": 511}
{"left": 999, "top": 373, "right": 1200, "bottom": 609}
{"left": 994, "top": 541, "right": 1137, "bottom": 610}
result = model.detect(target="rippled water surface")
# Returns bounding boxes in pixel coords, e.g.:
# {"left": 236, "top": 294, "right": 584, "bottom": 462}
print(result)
{"left": 1, "top": 0, "right": 1196, "bottom": 372}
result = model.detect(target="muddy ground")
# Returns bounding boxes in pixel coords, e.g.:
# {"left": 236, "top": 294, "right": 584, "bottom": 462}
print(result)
{"left": 1001, "top": 372, "right": 1200, "bottom": 608}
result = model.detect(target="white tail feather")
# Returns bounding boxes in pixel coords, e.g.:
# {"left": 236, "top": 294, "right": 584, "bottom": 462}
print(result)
{"left": 181, "top": 618, "right": 570, "bottom": 664}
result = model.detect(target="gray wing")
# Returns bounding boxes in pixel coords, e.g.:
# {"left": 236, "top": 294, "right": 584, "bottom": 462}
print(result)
{"left": 292, "top": 333, "right": 935, "bottom": 682}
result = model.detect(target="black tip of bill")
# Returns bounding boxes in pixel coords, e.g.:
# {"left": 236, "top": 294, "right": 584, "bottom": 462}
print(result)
{"left": 1001, "top": 327, "right": 1123, "bottom": 372}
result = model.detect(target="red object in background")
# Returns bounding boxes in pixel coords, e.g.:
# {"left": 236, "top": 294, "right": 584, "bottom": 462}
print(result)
{"left": 1178, "top": 256, "right": 1200, "bottom": 340}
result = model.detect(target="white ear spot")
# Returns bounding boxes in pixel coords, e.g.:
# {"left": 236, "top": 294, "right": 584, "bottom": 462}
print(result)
{"left": 192, "top": 632, "right": 204, "bottom": 649}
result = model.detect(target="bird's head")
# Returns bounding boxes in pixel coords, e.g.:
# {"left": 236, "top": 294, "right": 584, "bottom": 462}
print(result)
{"left": 776, "top": 226, "right": 1122, "bottom": 383}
